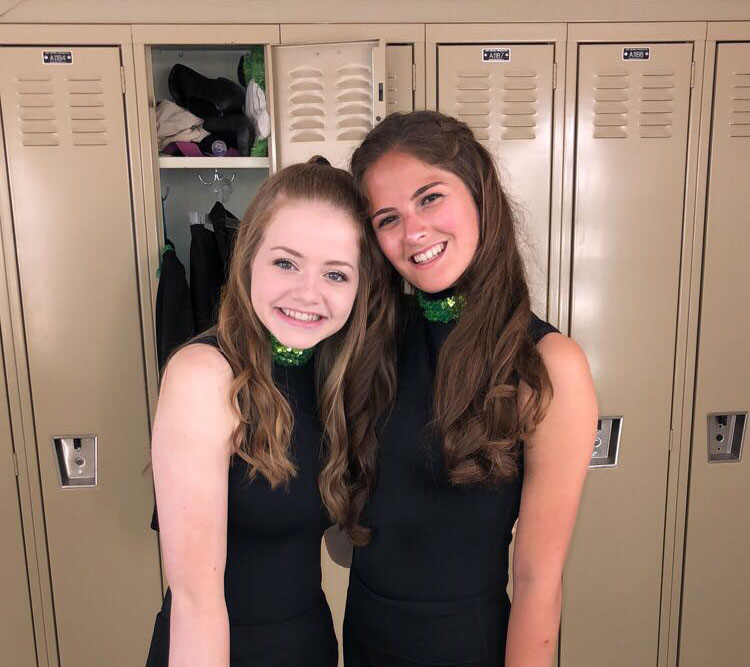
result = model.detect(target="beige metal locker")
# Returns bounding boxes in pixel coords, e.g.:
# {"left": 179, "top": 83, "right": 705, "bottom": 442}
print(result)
{"left": 0, "top": 345, "right": 37, "bottom": 667}
{"left": 562, "top": 39, "right": 695, "bottom": 667}
{"left": 0, "top": 46, "right": 162, "bottom": 666}
{"left": 269, "top": 40, "right": 386, "bottom": 169}
{"left": 436, "top": 41, "right": 556, "bottom": 316}
{"left": 678, "top": 40, "right": 750, "bottom": 667}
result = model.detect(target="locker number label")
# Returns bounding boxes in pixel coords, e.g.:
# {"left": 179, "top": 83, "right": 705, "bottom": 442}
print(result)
{"left": 43, "top": 51, "right": 73, "bottom": 65}
{"left": 622, "top": 47, "right": 650, "bottom": 61}
{"left": 482, "top": 48, "right": 511, "bottom": 63}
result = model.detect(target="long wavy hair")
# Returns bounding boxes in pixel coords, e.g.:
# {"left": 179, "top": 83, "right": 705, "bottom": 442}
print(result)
{"left": 345, "top": 110, "right": 553, "bottom": 543}
{"left": 189, "top": 160, "right": 372, "bottom": 525}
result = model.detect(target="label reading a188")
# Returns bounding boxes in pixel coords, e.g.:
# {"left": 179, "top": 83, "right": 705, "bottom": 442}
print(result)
{"left": 482, "top": 48, "right": 511, "bottom": 63}
{"left": 623, "top": 47, "right": 650, "bottom": 61}
{"left": 43, "top": 51, "right": 73, "bottom": 65}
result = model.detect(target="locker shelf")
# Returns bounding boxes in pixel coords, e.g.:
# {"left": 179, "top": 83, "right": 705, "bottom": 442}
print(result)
{"left": 158, "top": 156, "right": 270, "bottom": 169}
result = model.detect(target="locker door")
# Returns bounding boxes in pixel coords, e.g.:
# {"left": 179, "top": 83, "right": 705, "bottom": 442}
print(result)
{"left": 562, "top": 42, "right": 693, "bottom": 666}
{"left": 0, "top": 345, "right": 36, "bottom": 666}
{"left": 269, "top": 40, "right": 386, "bottom": 169}
{"left": 0, "top": 47, "right": 162, "bottom": 666}
{"left": 437, "top": 44, "right": 555, "bottom": 315}
{"left": 679, "top": 41, "right": 750, "bottom": 667}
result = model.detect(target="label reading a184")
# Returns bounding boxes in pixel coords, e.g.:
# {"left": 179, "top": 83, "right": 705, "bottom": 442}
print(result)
{"left": 623, "top": 47, "right": 650, "bottom": 61}
{"left": 482, "top": 48, "right": 511, "bottom": 63}
{"left": 43, "top": 51, "right": 73, "bottom": 64}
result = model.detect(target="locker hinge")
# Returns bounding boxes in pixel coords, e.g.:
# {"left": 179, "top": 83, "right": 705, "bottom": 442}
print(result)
{"left": 120, "top": 66, "right": 126, "bottom": 95}
{"left": 12, "top": 451, "right": 19, "bottom": 476}
{"left": 668, "top": 429, "right": 674, "bottom": 452}
{"left": 690, "top": 62, "right": 695, "bottom": 88}
{"left": 552, "top": 63, "right": 558, "bottom": 90}
{"left": 412, "top": 63, "right": 417, "bottom": 92}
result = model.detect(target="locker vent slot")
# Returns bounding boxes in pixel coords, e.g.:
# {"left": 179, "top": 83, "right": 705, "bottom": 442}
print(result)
{"left": 455, "top": 70, "right": 492, "bottom": 141}
{"left": 454, "top": 69, "right": 538, "bottom": 142}
{"left": 729, "top": 71, "right": 750, "bottom": 138}
{"left": 335, "top": 63, "right": 372, "bottom": 141}
{"left": 289, "top": 66, "right": 325, "bottom": 143}
{"left": 501, "top": 70, "right": 538, "bottom": 140}
{"left": 16, "top": 75, "right": 59, "bottom": 146}
{"left": 639, "top": 71, "right": 675, "bottom": 139}
{"left": 593, "top": 72, "right": 629, "bottom": 139}
{"left": 67, "top": 75, "right": 108, "bottom": 146}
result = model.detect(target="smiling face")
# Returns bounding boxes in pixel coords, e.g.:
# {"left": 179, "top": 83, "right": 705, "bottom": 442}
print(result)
{"left": 250, "top": 199, "right": 360, "bottom": 349}
{"left": 364, "top": 151, "right": 480, "bottom": 293}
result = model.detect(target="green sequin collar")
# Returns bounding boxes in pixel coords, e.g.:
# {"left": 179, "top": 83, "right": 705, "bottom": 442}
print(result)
{"left": 416, "top": 289, "right": 466, "bottom": 323}
{"left": 269, "top": 334, "right": 315, "bottom": 367}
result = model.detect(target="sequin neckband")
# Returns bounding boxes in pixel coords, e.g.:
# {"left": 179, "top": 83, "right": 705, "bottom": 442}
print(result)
{"left": 416, "top": 288, "right": 466, "bottom": 323}
{"left": 270, "top": 334, "right": 315, "bottom": 367}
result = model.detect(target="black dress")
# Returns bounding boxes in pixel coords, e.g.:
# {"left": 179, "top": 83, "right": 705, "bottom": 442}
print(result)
{"left": 146, "top": 335, "right": 337, "bottom": 667}
{"left": 344, "top": 299, "right": 559, "bottom": 667}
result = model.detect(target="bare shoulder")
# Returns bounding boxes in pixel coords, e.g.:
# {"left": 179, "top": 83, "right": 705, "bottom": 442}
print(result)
{"left": 162, "top": 341, "right": 234, "bottom": 389}
{"left": 536, "top": 332, "right": 592, "bottom": 387}
{"left": 154, "top": 342, "right": 237, "bottom": 459}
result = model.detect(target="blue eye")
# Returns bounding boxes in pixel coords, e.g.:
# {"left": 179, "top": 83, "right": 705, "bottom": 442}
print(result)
{"left": 273, "top": 258, "right": 296, "bottom": 271}
{"left": 325, "top": 271, "right": 348, "bottom": 283}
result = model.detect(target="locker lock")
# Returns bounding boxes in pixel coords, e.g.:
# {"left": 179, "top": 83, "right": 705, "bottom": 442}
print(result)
{"left": 53, "top": 436, "right": 97, "bottom": 487}
{"left": 707, "top": 413, "right": 746, "bottom": 463}
{"left": 589, "top": 417, "right": 622, "bottom": 468}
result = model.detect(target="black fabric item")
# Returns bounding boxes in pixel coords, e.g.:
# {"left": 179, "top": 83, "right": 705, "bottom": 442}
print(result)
{"left": 189, "top": 223, "right": 224, "bottom": 332}
{"left": 204, "top": 113, "right": 255, "bottom": 157}
{"left": 154, "top": 243, "right": 194, "bottom": 370}
{"left": 208, "top": 202, "right": 239, "bottom": 276}
{"left": 146, "top": 335, "right": 336, "bottom": 666}
{"left": 168, "top": 64, "right": 245, "bottom": 119}
{"left": 345, "top": 300, "right": 559, "bottom": 664}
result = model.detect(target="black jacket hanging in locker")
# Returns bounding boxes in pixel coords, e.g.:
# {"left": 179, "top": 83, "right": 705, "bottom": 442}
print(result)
{"left": 208, "top": 201, "right": 238, "bottom": 277}
{"left": 189, "top": 222, "right": 225, "bottom": 333}
{"left": 155, "top": 241, "right": 194, "bottom": 370}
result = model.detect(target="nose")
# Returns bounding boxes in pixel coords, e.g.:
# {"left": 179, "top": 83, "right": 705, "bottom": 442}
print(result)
{"left": 402, "top": 210, "right": 427, "bottom": 247}
{"left": 290, "top": 271, "right": 320, "bottom": 305}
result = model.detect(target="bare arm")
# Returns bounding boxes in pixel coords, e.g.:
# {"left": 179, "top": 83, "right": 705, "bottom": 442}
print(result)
{"left": 151, "top": 343, "right": 236, "bottom": 667}
{"left": 505, "top": 334, "right": 598, "bottom": 667}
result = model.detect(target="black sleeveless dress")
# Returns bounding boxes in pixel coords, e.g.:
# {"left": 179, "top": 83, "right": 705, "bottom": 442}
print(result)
{"left": 146, "top": 335, "right": 337, "bottom": 667}
{"left": 344, "top": 301, "right": 559, "bottom": 667}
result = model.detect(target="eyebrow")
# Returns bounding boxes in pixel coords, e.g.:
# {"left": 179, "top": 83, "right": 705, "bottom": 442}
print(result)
{"left": 270, "top": 246, "right": 353, "bottom": 270}
{"left": 370, "top": 181, "right": 446, "bottom": 219}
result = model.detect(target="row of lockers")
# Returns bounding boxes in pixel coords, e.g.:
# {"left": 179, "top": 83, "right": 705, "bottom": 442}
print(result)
{"left": 0, "top": 20, "right": 747, "bottom": 667}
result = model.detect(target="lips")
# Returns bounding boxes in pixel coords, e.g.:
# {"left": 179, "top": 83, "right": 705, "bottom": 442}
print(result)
{"left": 410, "top": 241, "right": 447, "bottom": 265}
{"left": 274, "top": 307, "right": 326, "bottom": 328}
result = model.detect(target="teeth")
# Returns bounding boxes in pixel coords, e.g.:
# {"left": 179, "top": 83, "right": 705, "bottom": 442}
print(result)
{"left": 413, "top": 242, "right": 446, "bottom": 264}
{"left": 281, "top": 308, "right": 322, "bottom": 322}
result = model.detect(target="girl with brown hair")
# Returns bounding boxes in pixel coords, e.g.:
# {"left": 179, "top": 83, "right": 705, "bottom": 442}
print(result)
{"left": 145, "top": 158, "right": 372, "bottom": 667}
{"left": 342, "top": 111, "right": 598, "bottom": 667}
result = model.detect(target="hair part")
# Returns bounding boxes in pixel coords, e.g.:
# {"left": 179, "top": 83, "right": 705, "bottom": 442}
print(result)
{"left": 345, "top": 111, "right": 553, "bottom": 543}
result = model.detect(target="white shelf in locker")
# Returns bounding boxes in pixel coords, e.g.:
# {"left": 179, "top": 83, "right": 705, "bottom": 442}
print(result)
{"left": 158, "top": 157, "right": 270, "bottom": 169}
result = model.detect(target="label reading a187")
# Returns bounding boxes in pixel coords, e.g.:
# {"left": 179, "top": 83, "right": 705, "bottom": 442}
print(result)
{"left": 623, "top": 47, "right": 650, "bottom": 61}
{"left": 482, "top": 48, "right": 511, "bottom": 63}
{"left": 43, "top": 51, "right": 73, "bottom": 65}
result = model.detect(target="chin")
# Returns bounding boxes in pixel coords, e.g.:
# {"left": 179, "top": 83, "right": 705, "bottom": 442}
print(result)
{"left": 273, "top": 328, "right": 327, "bottom": 350}
{"left": 409, "top": 273, "right": 459, "bottom": 294}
